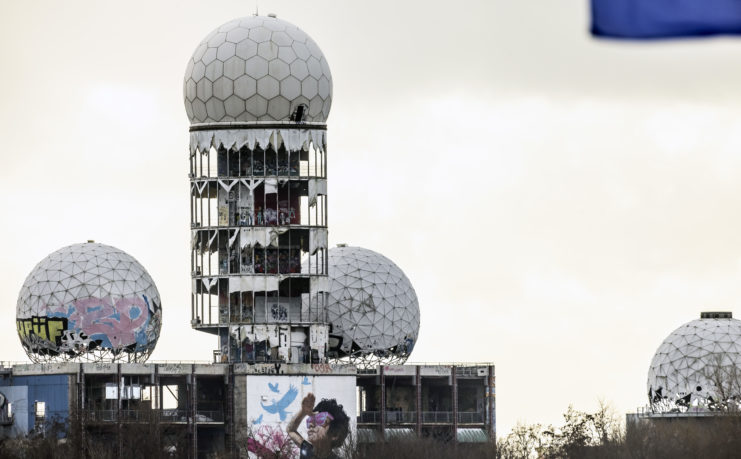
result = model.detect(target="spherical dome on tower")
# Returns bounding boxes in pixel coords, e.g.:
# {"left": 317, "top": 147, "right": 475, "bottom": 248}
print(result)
{"left": 16, "top": 242, "right": 162, "bottom": 363}
{"left": 647, "top": 312, "right": 741, "bottom": 412}
{"left": 183, "top": 15, "right": 332, "bottom": 124}
{"left": 325, "top": 246, "right": 420, "bottom": 367}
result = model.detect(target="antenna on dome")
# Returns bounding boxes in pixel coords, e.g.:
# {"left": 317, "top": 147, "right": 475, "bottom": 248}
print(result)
{"left": 254, "top": 0, "right": 259, "bottom": 16}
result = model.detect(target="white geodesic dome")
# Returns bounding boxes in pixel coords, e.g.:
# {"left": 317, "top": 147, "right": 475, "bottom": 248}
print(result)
{"left": 647, "top": 313, "right": 741, "bottom": 412}
{"left": 183, "top": 15, "right": 332, "bottom": 124}
{"left": 325, "top": 246, "right": 420, "bottom": 367}
{"left": 16, "top": 242, "right": 162, "bottom": 363}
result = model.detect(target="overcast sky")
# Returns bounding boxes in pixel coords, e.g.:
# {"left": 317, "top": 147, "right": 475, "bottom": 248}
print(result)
{"left": 3, "top": 0, "right": 741, "bottom": 437}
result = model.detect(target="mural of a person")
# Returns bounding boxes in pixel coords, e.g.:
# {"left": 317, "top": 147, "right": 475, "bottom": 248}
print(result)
{"left": 287, "top": 393, "right": 349, "bottom": 459}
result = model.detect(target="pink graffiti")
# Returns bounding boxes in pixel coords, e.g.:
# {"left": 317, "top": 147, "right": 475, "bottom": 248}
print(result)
{"left": 61, "top": 296, "right": 150, "bottom": 348}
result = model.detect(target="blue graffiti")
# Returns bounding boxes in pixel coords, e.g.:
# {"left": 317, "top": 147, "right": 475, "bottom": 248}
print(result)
{"left": 261, "top": 385, "right": 298, "bottom": 421}
{"left": 301, "top": 376, "right": 311, "bottom": 386}
{"left": 268, "top": 382, "right": 280, "bottom": 393}
{"left": 252, "top": 414, "right": 263, "bottom": 425}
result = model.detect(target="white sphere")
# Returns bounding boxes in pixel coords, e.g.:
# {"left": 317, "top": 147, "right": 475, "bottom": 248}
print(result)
{"left": 647, "top": 313, "right": 741, "bottom": 411}
{"left": 183, "top": 15, "right": 333, "bottom": 124}
{"left": 16, "top": 242, "right": 162, "bottom": 363}
{"left": 326, "top": 246, "right": 420, "bottom": 367}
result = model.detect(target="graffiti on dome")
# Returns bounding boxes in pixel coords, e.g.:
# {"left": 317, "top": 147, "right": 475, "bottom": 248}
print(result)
{"left": 17, "top": 295, "right": 160, "bottom": 355}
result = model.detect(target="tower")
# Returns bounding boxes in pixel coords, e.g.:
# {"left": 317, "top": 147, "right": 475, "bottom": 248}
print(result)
{"left": 184, "top": 15, "right": 332, "bottom": 363}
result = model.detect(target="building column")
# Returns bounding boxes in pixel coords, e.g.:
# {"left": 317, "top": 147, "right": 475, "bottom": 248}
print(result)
{"left": 117, "top": 363, "right": 122, "bottom": 458}
{"left": 415, "top": 366, "right": 421, "bottom": 437}
{"left": 451, "top": 366, "right": 458, "bottom": 445}
{"left": 488, "top": 365, "right": 496, "bottom": 444}
{"left": 380, "top": 365, "right": 386, "bottom": 440}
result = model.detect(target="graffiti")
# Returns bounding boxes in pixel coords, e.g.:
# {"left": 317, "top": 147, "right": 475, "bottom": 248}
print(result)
{"left": 260, "top": 385, "right": 298, "bottom": 421}
{"left": 270, "top": 303, "right": 288, "bottom": 322}
{"left": 311, "top": 364, "right": 332, "bottom": 374}
{"left": 268, "top": 383, "right": 280, "bottom": 393}
{"left": 18, "top": 295, "right": 160, "bottom": 355}
{"left": 59, "top": 330, "right": 93, "bottom": 352}
{"left": 301, "top": 376, "right": 311, "bottom": 386}
{"left": 16, "top": 316, "right": 68, "bottom": 346}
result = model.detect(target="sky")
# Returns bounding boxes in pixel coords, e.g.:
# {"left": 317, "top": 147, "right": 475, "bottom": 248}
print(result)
{"left": 3, "top": 0, "right": 741, "bottom": 438}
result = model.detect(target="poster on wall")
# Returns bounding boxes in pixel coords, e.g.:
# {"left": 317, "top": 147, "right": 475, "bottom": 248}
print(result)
{"left": 246, "top": 375, "right": 356, "bottom": 458}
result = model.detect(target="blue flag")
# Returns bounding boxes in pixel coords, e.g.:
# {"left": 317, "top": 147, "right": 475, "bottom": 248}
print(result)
{"left": 591, "top": 0, "right": 741, "bottom": 39}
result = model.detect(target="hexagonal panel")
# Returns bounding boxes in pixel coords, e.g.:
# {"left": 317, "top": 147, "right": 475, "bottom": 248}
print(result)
{"left": 271, "top": 31, "right": 292, "bottom": 46}
{"left": 192, "top": 61, "right": 206, "bottom": 81}
{"left": 216, "top": 42, "right": 237, "bottom": 61}
{"left": 204, "top": 60, "right": 224, "bottom": 82}
{"left": 196, "top": 79, "right": 213, "bottom": 100}
{"left": 201, "top": 47, "right": 218, "bottom": 65}
{"left": 267, "top": 96, "right": 291, "bottom": 120}
{"left": 193, "top": 98, "right": 209, "bottom": 121}
{"left": 213, "top": 77, "right": 234, "bottom": 101}
{"left": 234, "top": 75, "right": 257, "bottom": 99}
{"left": 258, "top": 41, "right": 279, "bottom": 60}
{"left": 280, "top": 76, "right": 301, "bottom": 100}
{"left": 278, "top": 46, "right": 297, "bottom": 64}
{"left": 223, "top": 56, "right": 246, "bottom": 80}
{"left": 206, "top": 98, "right": 226, "bottom": 120}
{"left": 224, "top": 94, "right": 246, "bottom": 117}
{"left": 307, "top": 56, "right": 322, "bottom": 79}
{"left": 248, "top": 26, "right": 271, "bottom": 43}
{"left": 235, "top": 39, "right": 258, "bottom": 59}
{"left": 289, "top": 60, "right": 309, "bottom": 80}
{"left": 256, "top": 76, "right": 280, "bottom": 99}
{"left": 245, "top": 94, "right": 268, "bottom": 118}
{"left": 244, "top": 55, "right": 269, "bottom": 79}
{"left": 226, "top": 27, "right": 250, "bottom": 43}
{"left": 301, "top": 78, "right": 318, "bottom": 99}
{"left": 292, "top": 42, "right": 310, "bottom": 60}
{"left": 268, "top": 59, "right": 290, "bottom": 81}
{"left": 318, "top": 76, "right": 330, "bottom": 99}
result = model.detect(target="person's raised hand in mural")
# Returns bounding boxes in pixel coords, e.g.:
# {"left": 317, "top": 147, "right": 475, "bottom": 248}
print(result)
{"left": 287, "top": 392, "right": 349, "bottom": 459}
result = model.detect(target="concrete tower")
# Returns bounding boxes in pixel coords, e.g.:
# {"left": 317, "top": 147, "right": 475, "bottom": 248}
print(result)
{"left": 184, "top": 15, "right": 331, "bottom": 363}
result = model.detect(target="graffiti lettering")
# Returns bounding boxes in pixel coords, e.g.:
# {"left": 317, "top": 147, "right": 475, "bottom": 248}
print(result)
{"left": 16, "top": 316, "right": 68, "bottom": 346}
{"left": 311, "top": 364, "right": 332, "bottom": 374}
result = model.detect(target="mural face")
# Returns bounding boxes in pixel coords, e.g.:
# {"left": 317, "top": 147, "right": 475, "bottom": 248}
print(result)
{"left": 16, "top": 243, "right": 162, "bottom": 363}
{"left": 246, "top": 375, "right": 356, "bottom": 457}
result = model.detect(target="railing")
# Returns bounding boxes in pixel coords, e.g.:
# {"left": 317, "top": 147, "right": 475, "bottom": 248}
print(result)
{"left": 85, "top": 409, "right": 224, "bottom": 423}
{"left": 358, "top": 411, "right": 484, "bottom": 425}
{"left": 458, "top": 412, "right": 485, "bottom": 424}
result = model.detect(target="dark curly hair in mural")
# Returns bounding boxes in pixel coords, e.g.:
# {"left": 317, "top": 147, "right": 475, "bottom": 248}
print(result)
{"left": 313, "top": 398, "right": 350, "bottom": 447}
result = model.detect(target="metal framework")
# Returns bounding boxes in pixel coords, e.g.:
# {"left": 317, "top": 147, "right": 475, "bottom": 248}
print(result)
{"left": 648, "top": 312, "right": 741, "bottom": 412}
{"left": 325, "top": 246, "right": 420, "bottom": 368}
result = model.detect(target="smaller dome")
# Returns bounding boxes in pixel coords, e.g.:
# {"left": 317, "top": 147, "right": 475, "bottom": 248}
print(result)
{"left": 16, "top": 242, "right": 162, "bottom": 363}
{"left": 647, "top": 312, "right": 741, "bottom": 412}
{"left": 325, "top": 246, "right": 420, "bottom": 367}
{"left": 183, "top": 15, "right": 332, "bottom": 124}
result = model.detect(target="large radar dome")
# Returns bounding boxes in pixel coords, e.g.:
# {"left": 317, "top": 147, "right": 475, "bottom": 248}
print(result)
{"left": 325, "top": 246, "right": 420, "bottom": 367}
{"left": 183, "top": 15, "right": 332, "bottom": 124}
{"left": 16, "top": 242, "right": 162, "bottom": 363}
{"left": 647, "top": 312, "right": 741, "bottom": 412}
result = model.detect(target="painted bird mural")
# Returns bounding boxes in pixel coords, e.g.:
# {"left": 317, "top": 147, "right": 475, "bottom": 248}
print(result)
{"left": 301, "top": 376, "right": 311, "bottom": 386}
{"left": 261, "top": 385, "right": 298, "bottom": 421}
{"left": 252, "top": 414, "right": 263, "bottom": 425}
{"left": 268, "top": 382, "right": 280, "bottom": 393}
